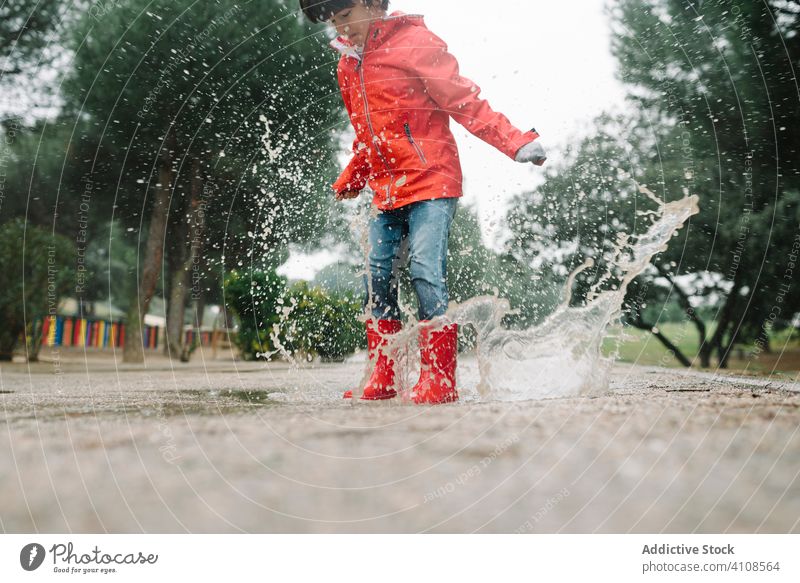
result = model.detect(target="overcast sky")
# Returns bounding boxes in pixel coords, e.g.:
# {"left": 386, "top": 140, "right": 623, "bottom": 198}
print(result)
{"left": 281, "top": 0, "right": 628, "bottom": 279}
{"left": 399, "top": 0, "right": 626, "bottom": 226}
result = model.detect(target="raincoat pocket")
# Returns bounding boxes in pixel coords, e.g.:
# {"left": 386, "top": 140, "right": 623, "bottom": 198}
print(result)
{"left": 403, "top": 122, "right": 428, "bottom": 166}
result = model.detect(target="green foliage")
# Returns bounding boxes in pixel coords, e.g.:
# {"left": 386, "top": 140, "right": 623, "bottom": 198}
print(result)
{"left": 0, "top": 1, "right": 61, "bottom": 67}
{"left": 57, "top": 0, "right": 349, "bottom": 329}
{"left": 224, "top": 270, "right": 365, "bottom": 362}
{"left": 83, "top": 220, "right": 140, "bottom": 309}
{"left": 507, "top": 114, "right": 667, "bottom": 296}
{"left": 2, "top": 3, "right": 82, "bottom": 132}
{"left": 313, "top": 261, "right": 363, "bottom": 296}
{"left": 64, "top": 0, "right": 345, "bottom": 249}
{"left": 611, "top": 0, "right": 800, "bottom": 360}
{"left": 507, "top": 1, "right": 800, "bottom": 367}
{"left": 0, "top": 220, "right": 75, "bottom": 359}
{"left": 447, "top": 203, "right": 561, "bottom": 328}
{"left": 0, "top": 119, "right": 96, "bottom": 229}
{"left": 224, "top": 269, "right": 288, "bottom": 361}
{"left": 277, "top": 282, "right": 366, "bottom": 362}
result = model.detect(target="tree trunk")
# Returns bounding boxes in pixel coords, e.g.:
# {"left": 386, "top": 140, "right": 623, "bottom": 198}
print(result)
{"left": 708, "top": 268, "right": 743, "bottom": 369}
{"left": 719, "top": 349, "right": 732, "bottom": 368}
{"left": 756, "top": 325, "right": 771, "bottom": 355}
{"left": 181, "top": 293, "right": 206, "bottom": 362}
{"left": 698, "top": 342, "right": 713, "bottom": 369}
{"left": 122, "top": 301, "right": 144, "bottom": 363}
{"left": 26, "top": 318, "right": 45, "bottom": 362}
{"left": 712, "top": 318, "right": 733, "bottom": 369}
{"left": 165, "top": 260, "right": 186, "bottom": 357}
{"left": 123, "top": 147, "right": 174, "bottom": 363}
{"left": 629, "top": 316, "right": 693, "bottom": 367}
{"left": 718, "top": 317, "right": 744, "bottom": 369}
{"left": 656, "top": 264, "right": 711, "bottom": 367}
{"left": 164, "top": 211, "right": 188, "bottom": 358}
{"left": 167, "top": 158, "right": 207, "bottom": 361}
{"left": 0, "top": 312, "right": 24, "bottom": 360}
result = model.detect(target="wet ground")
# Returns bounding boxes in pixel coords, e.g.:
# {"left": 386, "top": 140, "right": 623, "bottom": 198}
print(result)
{"left": 1, "top": 354, "right": 798, "bottom": 533}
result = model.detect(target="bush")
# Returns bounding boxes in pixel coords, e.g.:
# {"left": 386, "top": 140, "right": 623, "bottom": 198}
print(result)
{"left": 0, "top": 219, "right": 75, "bottom": 360}
{"left": 224, "top": 270, "right": 365, "bottom": 362}
{"left": 276, "top": 281, "right": 366, "bottom": 362}
{"left": 223, "top": 269, "right": 287, "bottom": 361}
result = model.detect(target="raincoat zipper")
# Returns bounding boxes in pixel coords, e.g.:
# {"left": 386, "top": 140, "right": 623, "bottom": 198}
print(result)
{"left": 403, "top": 122, "right": 428, "bottom": 166}
{"left": 356, "top": 28, "right": 395, "bottom": 207}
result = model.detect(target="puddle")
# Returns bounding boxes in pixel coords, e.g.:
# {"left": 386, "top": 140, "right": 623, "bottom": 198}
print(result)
{"left": 142, "top": 389, "right": 284, "bottom": 417}
{"left": 3, "top": 389, "right": 286, "bottom": 424}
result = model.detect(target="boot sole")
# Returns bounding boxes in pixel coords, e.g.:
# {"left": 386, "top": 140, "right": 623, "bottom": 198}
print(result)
{"left": 343, "top": 392, "right": 397, "bottom": 400}
{"left": 412, "top": 394, "right": 459, "bottom": 405}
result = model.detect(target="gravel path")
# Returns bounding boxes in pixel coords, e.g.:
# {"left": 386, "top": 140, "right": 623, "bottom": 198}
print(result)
{"left": 1, "top": 356, "right": 798, "bottom": 533}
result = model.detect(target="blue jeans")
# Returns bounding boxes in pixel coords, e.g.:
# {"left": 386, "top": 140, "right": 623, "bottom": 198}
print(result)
{"left": 364, "top": 198, "right": 458, "bottom": 321}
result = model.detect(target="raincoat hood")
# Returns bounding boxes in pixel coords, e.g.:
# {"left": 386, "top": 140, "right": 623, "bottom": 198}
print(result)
{"left": 329, "top": 12, "right": 424, "bottom": 58}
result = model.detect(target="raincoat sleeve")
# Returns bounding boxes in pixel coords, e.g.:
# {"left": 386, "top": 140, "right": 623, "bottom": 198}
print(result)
{"left": 411, "top": 31, "right": 539, "bottom": 160}
{"left": 332, "top": 66, "right": 372, "bottom": 195}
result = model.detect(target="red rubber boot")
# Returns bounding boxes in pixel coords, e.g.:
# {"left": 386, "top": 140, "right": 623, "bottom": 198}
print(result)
{"left": 343, "top": 319, "right": 403, "bottom": 400}
{"left": 410, "top": 322, "right": 459, "bottom": 405}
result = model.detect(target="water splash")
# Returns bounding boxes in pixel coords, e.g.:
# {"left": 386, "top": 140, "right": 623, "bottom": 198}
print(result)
{"left": 276, "top": 189, "right": 698, "bottom": 404}
{"left": 394, "top": 189, "right": 700, "bottom": 402}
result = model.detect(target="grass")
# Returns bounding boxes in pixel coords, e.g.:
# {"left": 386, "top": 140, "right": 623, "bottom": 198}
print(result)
{"left": 603, "top": 320, "right": 800, "bottom": 375}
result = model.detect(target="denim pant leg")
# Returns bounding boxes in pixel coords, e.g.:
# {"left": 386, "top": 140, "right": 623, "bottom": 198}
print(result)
{"left": 364, "top": 209, "right": 405, "bottom": 321}
{"left": 407, "top": 198, "right": 458, "bottom": 321}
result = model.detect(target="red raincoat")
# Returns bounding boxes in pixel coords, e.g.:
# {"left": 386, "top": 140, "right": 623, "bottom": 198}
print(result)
{"left": 331, "top": 11, "right": 539, "bottom": 210}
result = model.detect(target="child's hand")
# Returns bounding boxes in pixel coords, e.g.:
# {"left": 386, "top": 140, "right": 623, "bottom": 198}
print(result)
{"left": 335, "top": 189, "right": 361, "bottom": 201}
{"left": 515, "top": 140, "right": 547, "bottom": 166}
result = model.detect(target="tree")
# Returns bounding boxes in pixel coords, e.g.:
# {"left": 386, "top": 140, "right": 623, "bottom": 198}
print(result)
{"left": 505, "top": 113, "right": 703, "bottom": 358}
{"left": 0, "top": 1, "right": 76, "bottom": 122}
{"left": 0, "top": 219, "right": 74, "bottom": 360}
{"left": 224, "top": 267, "right": 287, "bottom": 360}
{"left": 609, "top": 0, "right": 800, "bottom": 366}
{"left": 63, "top": 0, "right": 345, "bottom": 362}
{"left": 0, "top": 0, "right": 60, "bottom": 77}
{"left": 380, "top": 202, "right": 561, "bottom": 344}
{"left": 447, "top": 204, "right": 561, "bottom": 328}
{"left": 507, "top": 2, "right": 800, "bottom": 368}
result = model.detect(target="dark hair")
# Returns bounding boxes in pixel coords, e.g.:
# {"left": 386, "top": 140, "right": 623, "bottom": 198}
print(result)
{"left": 299, "top": 0, "right": 389, "bottom": 23}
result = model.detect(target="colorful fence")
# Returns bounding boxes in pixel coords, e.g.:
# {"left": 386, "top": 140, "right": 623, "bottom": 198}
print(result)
{"left": 40, "top": 317, "right": 162, "bottom": 350}
{"left": 183, "top": 329, "right": 214, "bottom": 347}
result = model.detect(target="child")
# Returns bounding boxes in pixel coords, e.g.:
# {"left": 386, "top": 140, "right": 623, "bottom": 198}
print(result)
{"left": 300, "top": 0, "right": 546, "bottom": 404}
